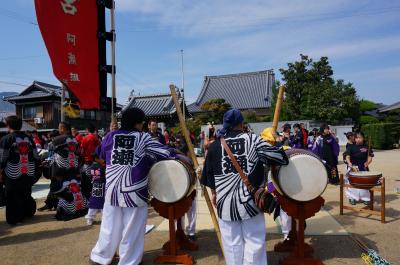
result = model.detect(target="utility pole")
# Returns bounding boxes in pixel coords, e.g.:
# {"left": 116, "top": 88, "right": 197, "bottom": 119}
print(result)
{"left": 181, "top": 49, "right": 185, "bottom": 120}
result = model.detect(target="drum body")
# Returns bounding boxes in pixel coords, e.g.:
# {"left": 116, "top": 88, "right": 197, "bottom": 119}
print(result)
{"left": 272, "top": 149, "right": 328, "bottom": 202}
{"left": 148, "top": 159, "right": 196, "bottom": 203}
{"left": 348, "top": 171, "right": 382, "bottom": 189}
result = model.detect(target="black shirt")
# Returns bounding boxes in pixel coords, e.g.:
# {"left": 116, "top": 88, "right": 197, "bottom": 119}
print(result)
{"left": 346, "top": 144, "right": 373, "bottom": 168}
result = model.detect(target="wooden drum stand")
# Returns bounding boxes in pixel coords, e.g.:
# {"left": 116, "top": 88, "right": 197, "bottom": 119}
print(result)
{"left": 339, "top": 173, "right": 386, "bottom": 223}
{"left": 151, "top": 190, "right": 198, "bottom": 265}
{"left": 277, "top": 194, "right": 325, "bottom": 265}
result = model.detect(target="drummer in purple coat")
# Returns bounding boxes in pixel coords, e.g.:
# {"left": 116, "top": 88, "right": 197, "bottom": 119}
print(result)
{"left": 84, "top": 149, "right": 106, "bottom": 226}
{"left": 312, "top": 124, "right": 340, "bottom": 184}
{"left": 90, "top": 108, "right": 175, "bottom": 265}
{"left": 345, "top": 132, "right": 374, "bottom": 205}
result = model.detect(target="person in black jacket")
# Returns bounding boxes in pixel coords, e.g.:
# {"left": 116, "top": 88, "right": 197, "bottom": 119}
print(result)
{"left": 0, "top": 115, "right": 41, "bottom": 224}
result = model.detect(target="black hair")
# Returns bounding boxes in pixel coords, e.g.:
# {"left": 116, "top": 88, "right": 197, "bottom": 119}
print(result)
{"left": 319, "top": 123, "right": 329, "bottom": 134}
{"left": 87, "top": 123, "right": 95, "bottom": 133}
{"left": 344, "top": 132, "right": 354, "bottom": 139}
{"left": 121, "top": 107, "right": 145, "bottom": 130}
{"left": 49, "top": 131, "right": 59, "bottom": 138}
{"left": 59, "top": 122, "right": 71, "bottom": 132}
{"left": 293, "top": 123, "right": 300, "bottom": 129}
{"left": 282, "top": 124, "right": 290, "bottom": 133}
{"left": 209, "top": 127, "right": 215, "bottom": 139}
{"left": 355, "top": 131, "right": 365, "bottom": 138}
{"left": 148, "top": 119, "right": 157, "bottom": 126}
{"left": 5, "top": 115, "right": 22, "bottom": 131}
{"left": 308, "top": 130, "right": 315, "bottom": 136}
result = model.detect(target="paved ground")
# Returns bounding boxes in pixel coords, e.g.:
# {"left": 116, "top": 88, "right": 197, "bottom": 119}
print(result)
{"left": 0, "top": 149, "right": 399, "bottom": 265}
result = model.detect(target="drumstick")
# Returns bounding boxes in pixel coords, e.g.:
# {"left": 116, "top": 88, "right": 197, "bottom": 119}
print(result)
{"left": 272, "top": 85, "right": 285, "bottom": 132}
{"left": 169, "top": 84, "right": 224, "bottom": 257}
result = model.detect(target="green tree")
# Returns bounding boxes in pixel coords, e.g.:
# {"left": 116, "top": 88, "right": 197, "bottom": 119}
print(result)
{"left": 198, "top": 98, "right": 231, "bottom": 124}
{"left": 279, "top": 54, "right": 360, "bottom": 123}
{"left": 360, "top": 99, "right": 378, "bottom": 113}
{"left": 242, "top": 110, "right": 257, "bottom": 123}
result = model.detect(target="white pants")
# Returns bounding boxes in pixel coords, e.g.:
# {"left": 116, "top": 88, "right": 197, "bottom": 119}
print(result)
{"left": 345, "top": 185, "right": 371, "bottom": 201}
{"left": 90, "top": 204, "right": 147, "bottom": 265}
{"left": 345, "top": 169, "right": 370, "bottom": 201}
{"left": 280, "top": 209, "right": 292, "bottom": 239}
{"left": 181, "top": 197, "right": 197, "bottom": 235}
{"left": 218, "top": 213, "right": 267, "bottom": 265}
{"left": 85, "top": 208, "right": 102, "bottom": 221}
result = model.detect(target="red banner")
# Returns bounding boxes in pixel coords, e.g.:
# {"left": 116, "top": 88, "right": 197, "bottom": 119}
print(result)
{"left": 34, "top": 0, "right": 100, "bottom": 109}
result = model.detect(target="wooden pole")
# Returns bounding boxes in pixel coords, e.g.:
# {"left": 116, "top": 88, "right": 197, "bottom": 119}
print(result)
{"left": 340, "top": 173, "right": 344, "bottom": 215}
{"left": 381, "top": 177, "right": 385, "bottom": 223}
{"left": 169, "top": 84, "right": 224, "bottom": 257}
{"left": 272, "top": 85, "right": 285, "bottom": 131}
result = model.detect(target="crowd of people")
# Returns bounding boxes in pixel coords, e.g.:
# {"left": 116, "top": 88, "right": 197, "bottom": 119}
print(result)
{"left": 0, "top": 116, "right": 106, "bottom": 224}
{"left": 0, "top": 109, "right": 375, "bottom": 265}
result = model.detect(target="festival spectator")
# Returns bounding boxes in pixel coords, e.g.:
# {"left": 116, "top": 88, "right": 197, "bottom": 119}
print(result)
{"left": 80, "top": 124, "right": 101, "bottom": 199}
{"left": 71, "top": 126, "right": 84, "bottom": 145}
{"left": 291, "top": 123, "right": 304, "bottom": 149}
{"left": 312, "top": 124, "right": 340, "bottom": 184}
{"left": 148, "top": 120, "right": 165, "bottom": 144}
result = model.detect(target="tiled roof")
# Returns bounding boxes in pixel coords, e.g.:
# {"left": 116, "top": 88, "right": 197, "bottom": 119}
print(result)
{"left": 121, "top": 92, "right": 184, "bottom": 117}
{"left": 5, "top": 81, "right": 61, "bottom": 101}
{"left": 378, "top": 101, "right": 400, "bottom": 113}
{"left": 188, "top": 70, "right": 274, "bottom": 113}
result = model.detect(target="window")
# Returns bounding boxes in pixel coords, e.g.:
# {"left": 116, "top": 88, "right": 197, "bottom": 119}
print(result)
{"left": 22, "top": 105, "right": 43, "bottom": 119}
{"left": 84, "top": 110, "right": 96, "bottom": 120}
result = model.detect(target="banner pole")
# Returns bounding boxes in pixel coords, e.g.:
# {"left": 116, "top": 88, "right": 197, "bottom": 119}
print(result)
{"left": 61, "top": 83, "right": 65, "bottom": 122}
{"left": 110, "top": 0, "right": 116, "bottom": 122}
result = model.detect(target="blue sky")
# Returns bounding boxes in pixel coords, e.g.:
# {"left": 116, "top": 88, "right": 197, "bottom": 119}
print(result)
{"left": 0, "top": 0, "right": 399, "bottom": 106}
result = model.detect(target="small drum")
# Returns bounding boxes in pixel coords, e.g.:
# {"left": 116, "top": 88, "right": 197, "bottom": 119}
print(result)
{"left": 272, "top": 149, "right": 328, "bottom": 202}
{"left": 348, "top": 171, "right": 382, "bottom": 189}
{"left": 148, "top": 159, "right": 196, "bottom": 203}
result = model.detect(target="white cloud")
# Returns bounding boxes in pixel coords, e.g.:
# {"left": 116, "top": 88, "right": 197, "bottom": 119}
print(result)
{"left": 117, "top": 0, "right": 353, "bottom": 36}
{"left": 340, "top": 66, "right": 400, "bottom": 81}
{"left": 305, "top": 36, "right": 400, "bottom": 59}
{"left": 114, "top": 1, "right": 400, "bottom": 104}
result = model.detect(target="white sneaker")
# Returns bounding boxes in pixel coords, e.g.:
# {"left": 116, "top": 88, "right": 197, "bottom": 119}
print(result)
{"left": 86, "top": 219, "right": 93, "bottom": 225}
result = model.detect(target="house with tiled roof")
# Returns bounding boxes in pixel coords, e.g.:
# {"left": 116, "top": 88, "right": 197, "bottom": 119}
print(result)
{"left": 4, "top": 81, "right": 119, "bottom": 130}
{"left": 120, "top": 89, "right": 189, "bottom": 126}
{"left": 378, "top": 101, "right": 400, "bottom": 113}
{"left": 188, "top": 70, "right": 275, "bottom": 115}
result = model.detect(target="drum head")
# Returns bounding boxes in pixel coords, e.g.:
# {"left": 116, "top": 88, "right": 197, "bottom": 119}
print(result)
{"left": 349, "top": 171, "right": 382, "bottom": 177}
{"left": 278, "top": 153, "right": 328, "bottom": 201}
{"left": 148, "top": 160, "right": 191, "bottom": 203}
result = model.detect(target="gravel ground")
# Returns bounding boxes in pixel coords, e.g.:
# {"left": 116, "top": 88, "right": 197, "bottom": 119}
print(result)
{"left": 0, "top": 149, "right": 399, "bottom": 265}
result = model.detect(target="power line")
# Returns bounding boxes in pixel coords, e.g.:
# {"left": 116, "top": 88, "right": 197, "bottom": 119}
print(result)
{"left": 120, "top": 6, "right": 400, "bottom": 32}
{"left": 0, "top": 55, "right": 46, "bottom": 61}
{"left": 118, "top": 69, "right": 155, "bottom": 91}
{"left": 0, "top": 80, "right": 28, "bottom": 87}
{"left": 0, "top": 7, "right": 38, "bottom": 26}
